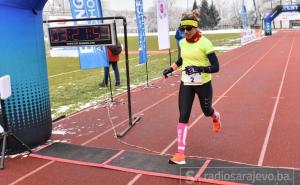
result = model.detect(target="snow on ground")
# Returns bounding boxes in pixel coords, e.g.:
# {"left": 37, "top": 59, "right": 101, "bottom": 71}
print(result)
{"left": 122, "top": 29, "right": 244, "bottom": 37}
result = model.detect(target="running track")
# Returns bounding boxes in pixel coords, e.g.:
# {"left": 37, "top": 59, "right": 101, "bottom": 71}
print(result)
{"left": 1, "top": 30, "right": 300, "bottom": 185}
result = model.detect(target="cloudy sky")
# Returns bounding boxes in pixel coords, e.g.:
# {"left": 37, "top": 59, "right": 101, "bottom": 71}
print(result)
{"left": 102, "top": 0, "right": 195, "bottom": 11}
{"left": 101, "top": 0, "right": 263, "bottom": 12}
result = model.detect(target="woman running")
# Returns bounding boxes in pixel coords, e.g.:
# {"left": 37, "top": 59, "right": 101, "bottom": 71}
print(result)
{"left": 163, "top": 10, "right": 221, "bottom": 165}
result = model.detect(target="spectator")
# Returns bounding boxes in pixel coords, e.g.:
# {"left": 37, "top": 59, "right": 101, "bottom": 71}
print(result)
{"left": 175, "top": 27, "right": 185, "bottom": 59}
{"left": 100, "top": 42, "right": 122, "bottom": 87}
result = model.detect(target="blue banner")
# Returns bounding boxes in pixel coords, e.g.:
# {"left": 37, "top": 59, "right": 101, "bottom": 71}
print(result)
{"left": 69, "top": 0, "right": 108, "bottom": 69}
{"left": 242, "top": 0, "right": 249, "bottom": 29}
{"left": 135, "top": 0, "right": 148, "bottom": 64}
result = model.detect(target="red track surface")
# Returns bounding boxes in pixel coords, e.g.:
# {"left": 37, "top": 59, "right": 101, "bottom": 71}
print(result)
{"left": 1, "top": 30, "right": 300, "bottom": 185}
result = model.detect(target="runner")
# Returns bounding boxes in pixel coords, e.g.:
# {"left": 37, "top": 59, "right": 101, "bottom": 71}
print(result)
{"left": 163, "top": 10, "right": 221, "bottom": 165}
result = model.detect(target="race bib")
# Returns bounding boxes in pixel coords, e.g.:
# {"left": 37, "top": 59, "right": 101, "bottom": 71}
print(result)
{"left": 182, "top": 73, "right": 202, "bottom": 85}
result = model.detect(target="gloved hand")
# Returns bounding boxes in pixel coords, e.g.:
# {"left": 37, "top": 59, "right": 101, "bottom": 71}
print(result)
{"left": 185, "top": 66, "right": 203, "bottom": 75}
{"left": 163, "top": 67, "right": 174, "bottom": 78}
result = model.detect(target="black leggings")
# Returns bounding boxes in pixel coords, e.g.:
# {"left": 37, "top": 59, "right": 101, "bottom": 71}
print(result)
{"left": 178, "top": 81, "right": 214, "bottom": 123}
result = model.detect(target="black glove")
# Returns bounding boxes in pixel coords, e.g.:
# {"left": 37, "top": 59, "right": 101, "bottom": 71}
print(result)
{"left": 185, "top": 66, "right": 203, "bottom": 75}
{"left": 163, "top": 67, "right": 173, "bottom": 78}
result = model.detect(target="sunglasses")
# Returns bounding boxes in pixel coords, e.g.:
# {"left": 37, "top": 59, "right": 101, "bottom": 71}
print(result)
{"left": 180, "top": 26, "right": 194, "bottom": 31}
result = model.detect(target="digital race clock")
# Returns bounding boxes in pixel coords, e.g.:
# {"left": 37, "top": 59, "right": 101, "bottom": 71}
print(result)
{"left": 48, "top": 23, "right": 116, "bottom": 47}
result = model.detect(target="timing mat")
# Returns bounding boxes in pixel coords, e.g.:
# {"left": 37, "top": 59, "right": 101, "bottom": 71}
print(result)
{"left": 31, "top": 142, "right": 299, "bottom": 185}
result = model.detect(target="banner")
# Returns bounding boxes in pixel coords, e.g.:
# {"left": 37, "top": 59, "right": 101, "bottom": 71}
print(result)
{"left": 241, "top": 0, "right": 255, "bottom": 44}
{"left": 241, "top": 29, "right": 256, "bottom": 44}
{"left": 69, "top": 0, "right": 108, "bottom": 69}
{"left": 135, "top": 0, "right": 148, "bottom": 64}
{"left": 241, "top": 0, "right": 249, "bottom": 29}
{"left": 156, "top": 0, "right": 170, "bottom": 50}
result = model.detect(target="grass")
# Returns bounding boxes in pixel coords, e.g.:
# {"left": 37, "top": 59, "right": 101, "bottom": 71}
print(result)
{"left": 47, "top": 33, "right": 241, "bottom": 118}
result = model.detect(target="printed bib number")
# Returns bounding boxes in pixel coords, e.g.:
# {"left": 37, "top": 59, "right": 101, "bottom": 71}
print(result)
{"left": 182, "top": 73, "right": 202, "bottom": 85}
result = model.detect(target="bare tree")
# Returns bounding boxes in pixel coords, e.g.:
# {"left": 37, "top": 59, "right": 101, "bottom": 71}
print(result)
{"left": 231, "top": 0, "right": 243, "bottom": 27}
{"left": 168, "top": 0, "right": 185, "bottom": 30}
{"left": 145, "top": 0, "right": 185, "bottom": 31}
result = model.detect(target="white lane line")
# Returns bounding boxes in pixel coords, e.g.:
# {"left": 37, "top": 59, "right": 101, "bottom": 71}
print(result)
{"left": 48, "top": 56, "right": 140, "bottom": 78}
{"left": 127, "top": 34, "right": 285, "bottom": 185}
{"left": 161, "top": 36, "right": 284, "bottom": 155}
{"left": 81, "top": 92, "right": 177, "bottom": 146}
{"left": 257, "top": 37, "right": 295, "bottom": 166}
{"left": 126, "top": 174, "right": 143, "bottom": 185}
{"left": 10, "top": 36, "right": 282, "bottom": 185}
{"left": 48, "top": 42, "right": 256, "bottom": 79}
{"left": 8, "top": 161, "right": 55, "bottom": 185}
{"left": 49, "top": 70, "right": 81, "bottom": 78}
{"left": 9, "top": 91, "right": 177, "bottom": 185}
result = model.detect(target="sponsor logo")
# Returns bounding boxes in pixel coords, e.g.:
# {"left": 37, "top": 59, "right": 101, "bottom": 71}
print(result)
{"left": 158, "top": 0, "right": 167, "bottom": 19}
{"left": 282, "top": 5, "right": 298, "bottom": 12}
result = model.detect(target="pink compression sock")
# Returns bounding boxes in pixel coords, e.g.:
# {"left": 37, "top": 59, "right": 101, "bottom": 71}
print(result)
{"left": 177, "top": 123, "right": 188, "bottom": 154}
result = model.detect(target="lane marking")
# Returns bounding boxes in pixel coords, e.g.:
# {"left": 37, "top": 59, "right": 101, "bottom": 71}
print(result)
{"left": 9, "top": 91, "right": 177, "bottom": 185}
{"left": 10, "top": 35, "right": 284, "bottom": 185}
{"left": 48, "top": 56, "right": 140, "bottom": 78}
{"left": 126, "top": 174, "right": 143, "bottom": 185}
{"left": 81, "top": 92, "right": 177, "bottom": 146}
{"left": 51, "top": 43, "right": 257, "bottom": 123}
{"left": 9, "top": 161, "right": 54, "bottom": 185}
{"left": 258, "top": 37, "right": 295, "bottom": 166}
{"left": 127, "top": 34, "right": 285, "bottom": 185}
{"left": 53, "top": 38, "right": 260, "bottom": 124}
{"left": 49, "top": 70, "right": 80, "bottom": 78}
{"left": 102, "top": 150, "right": 125, "bottom": 165}
{"left": 161, "top": 36, "right": 284, "bottom": 155}
{"left": 194, "top": 160, "right": 211, "bottom": 180}
{"left": 48, "top": 43, "right": 254, "bottom": 79}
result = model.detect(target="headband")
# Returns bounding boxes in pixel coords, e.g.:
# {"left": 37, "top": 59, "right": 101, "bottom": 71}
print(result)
{"left": 180, "top": 20, "right": 198, "bottom": 27}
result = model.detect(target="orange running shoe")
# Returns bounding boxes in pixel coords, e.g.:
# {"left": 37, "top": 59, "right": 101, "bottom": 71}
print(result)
{"left": 169, "top": 153, "right": 186, "bottom": 165}
{"left": 213, "top": 112, "right": 221, "bottom": 133}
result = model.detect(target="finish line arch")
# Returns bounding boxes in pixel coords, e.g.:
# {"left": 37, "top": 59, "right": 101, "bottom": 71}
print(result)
{"left": 0, "top": 0, "right": 51, "bottom": 153}
{"left": 264, "top": 4, "right": 300, "bottom": 35}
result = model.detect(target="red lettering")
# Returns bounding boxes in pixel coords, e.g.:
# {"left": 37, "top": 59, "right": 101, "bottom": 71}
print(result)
{"left": 50, "top": 29, "right": 59, "bottom": 43}
{"left": 92, "top": 26, "right": 100, "bottom": 40}
{"left": 86, "top": 27, "right": 93, "bottom": 39}
{"left": 58, "top": 28, "right": 67, "bottom": 42}
{"left": 71, "top": 28, "right": 79, "bottom": 41}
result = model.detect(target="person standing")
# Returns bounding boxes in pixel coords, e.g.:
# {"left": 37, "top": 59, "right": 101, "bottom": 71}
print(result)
{"left": 101, "top": 43, "right": 122, "bottom": 87}
{"left": 175, "top": 27, "right": 185, "bottom": 59}
{"left": 163, "top": 10, "right": 221, "bottom": 165}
